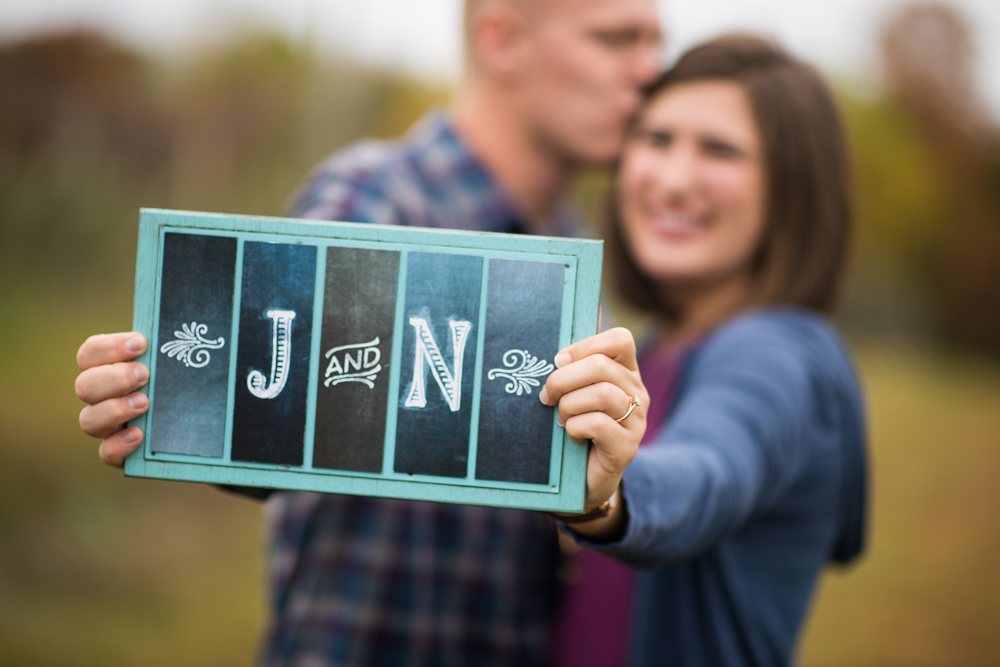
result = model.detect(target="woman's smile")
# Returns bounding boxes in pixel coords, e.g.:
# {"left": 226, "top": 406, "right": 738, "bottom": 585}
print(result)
{"left": 640, "top": 204, "right": 711, "bottom": 239}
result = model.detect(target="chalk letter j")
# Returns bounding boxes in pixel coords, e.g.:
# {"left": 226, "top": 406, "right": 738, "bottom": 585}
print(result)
{"left": 247, "top": 309, "right": 296, "bottom": 400}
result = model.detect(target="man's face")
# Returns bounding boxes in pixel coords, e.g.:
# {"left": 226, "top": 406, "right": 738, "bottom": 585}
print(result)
{"left": 521, "top": 0, "right": 663, "bottom": 166}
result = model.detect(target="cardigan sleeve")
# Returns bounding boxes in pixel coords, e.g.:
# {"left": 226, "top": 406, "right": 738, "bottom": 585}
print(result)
{"left": 576, "top": 311, "right": 852, "bottom": 568}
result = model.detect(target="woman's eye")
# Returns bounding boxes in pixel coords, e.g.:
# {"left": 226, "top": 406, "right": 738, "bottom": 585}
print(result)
{"left": 640, "top": 130, "right": 672, "bottom": 148}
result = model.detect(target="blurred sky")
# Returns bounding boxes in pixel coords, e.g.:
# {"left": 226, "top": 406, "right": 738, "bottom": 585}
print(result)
{"left": 1, "top": 0, "right": 999, "bottom": 119}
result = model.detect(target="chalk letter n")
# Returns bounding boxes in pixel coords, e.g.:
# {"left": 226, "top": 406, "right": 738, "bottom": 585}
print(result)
{"left": 404, "top": 317, "right": 472, "bottom": 413}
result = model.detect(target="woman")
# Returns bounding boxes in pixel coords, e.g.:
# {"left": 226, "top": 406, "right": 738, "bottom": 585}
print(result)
{"left": 542, "top": 35, "right": 867, "bottom": 666}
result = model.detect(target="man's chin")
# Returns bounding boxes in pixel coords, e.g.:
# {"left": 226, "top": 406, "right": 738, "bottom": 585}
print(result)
{"left": 536, "top": 126, "right": 623, "bottom": 168}
{"left": 569, "top": 142, "right": 623, "bottom": 168}
{"left": 574, "top": 129, "right": 630, "bottom": 166}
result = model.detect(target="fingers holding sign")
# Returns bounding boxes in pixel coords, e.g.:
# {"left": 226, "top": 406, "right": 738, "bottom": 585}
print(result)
{"left": 539, "top": 327, "right": 649, "bottom": 535}
{"left": 75, "top": 332, "right": 150, "bottom": 468}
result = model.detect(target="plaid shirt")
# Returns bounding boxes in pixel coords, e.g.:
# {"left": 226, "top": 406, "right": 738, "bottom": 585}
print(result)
{"left": 263, "top": 114, "right": 569, "bottom": 666}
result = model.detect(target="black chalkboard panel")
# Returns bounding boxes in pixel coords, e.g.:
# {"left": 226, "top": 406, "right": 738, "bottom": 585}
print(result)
{"left": 394, "top": 252, "right": 483, "bottom": 478}
{"left": 313, "top": 246, "right": 400, "bottom": 472}
{"left": 231, "top": 241, "right": 316, "bottom": 466}
{"left": 151, "top": 233, "right": 237, "bottom": 457}
{"left": 476, "top": 259, "right": 564, "bottom": 483}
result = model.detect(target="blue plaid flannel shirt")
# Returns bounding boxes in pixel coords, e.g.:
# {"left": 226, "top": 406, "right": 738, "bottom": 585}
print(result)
{"left": 262, "top": 113, "right": 571, "bottom": 666}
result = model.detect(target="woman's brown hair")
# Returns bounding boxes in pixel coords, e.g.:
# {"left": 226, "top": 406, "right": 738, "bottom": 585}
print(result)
{"left": 606, "top": 34, "right": 852, "bottom": 318}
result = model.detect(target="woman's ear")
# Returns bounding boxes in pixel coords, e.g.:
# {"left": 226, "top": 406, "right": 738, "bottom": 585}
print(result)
{"left": 467, "top": 4, "right": 532, "bottom": 85}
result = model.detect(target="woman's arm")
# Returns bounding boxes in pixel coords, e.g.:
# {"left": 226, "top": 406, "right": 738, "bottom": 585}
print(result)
{"left": 567, "top": 313, "right": 854, "bottom": 567}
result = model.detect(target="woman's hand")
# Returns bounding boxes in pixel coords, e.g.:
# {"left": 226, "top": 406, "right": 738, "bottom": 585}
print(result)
{"left": 539, "top": 327, "right": 649, "bottom": 539}
{"left": 75, "top": 332, "right": 150, "bottom": 468}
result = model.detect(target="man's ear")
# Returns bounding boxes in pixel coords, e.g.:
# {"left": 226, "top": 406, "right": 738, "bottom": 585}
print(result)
{"left": 468, "top": 4, "right": 532, "bottom": 85}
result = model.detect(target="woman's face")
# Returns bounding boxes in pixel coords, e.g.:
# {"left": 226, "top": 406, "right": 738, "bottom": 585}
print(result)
{"left": 618, "top": 79, "right": 766, "bottom": 292}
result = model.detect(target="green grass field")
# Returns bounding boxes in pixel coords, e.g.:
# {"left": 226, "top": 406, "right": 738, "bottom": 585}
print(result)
{"left": 0, "top": 290, "right": 265, "bottom": 666}
{"left": 800, "top": 340, "right": 1000, "bottom": 666}
{"left": 2, "top": 289, "right": 998, "bottom": 665}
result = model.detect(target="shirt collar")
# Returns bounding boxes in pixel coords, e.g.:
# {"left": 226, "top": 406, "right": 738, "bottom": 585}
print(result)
{"left": 410, "top": 112, "right": 581, "bottom": 238}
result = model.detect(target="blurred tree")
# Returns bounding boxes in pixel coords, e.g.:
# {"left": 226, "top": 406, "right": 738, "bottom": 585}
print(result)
{"left": 880, "top": 2, "right": 1000, "bottom": 352}
{"left": 837, "top": 93, "right": 946, "bottom": 340}
{"left": 0, "top": 32, "right": 170, "bottom": 294}
{"left": 0, "top": 30, "right": 447, "bottom": 301}
{"left": 882, "top": 2, "right": 989, "bottom": 140}
{"left": 845, "top": 96, "right": 948, "bottom": 272}
{"left": 0, "top": 32, "right": 166, "bottom": 165}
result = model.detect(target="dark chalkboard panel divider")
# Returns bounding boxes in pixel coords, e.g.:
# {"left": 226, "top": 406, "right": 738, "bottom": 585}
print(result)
{"left": 464, "top": 255, "right": 492, "bottom": 481}
{"left": 300, "top": 243, "right": 328, "bottom": 471}
{"left": 380, "top": 248, "right": 408, "bottom": 476}
{"left": 549, "top": 257, "right": 579, "bottom": 486}
{"left": 218, "top": 235, "right": 245, "bottom": 465}
{"left": 142, "top": 232, "right": 162, "bottom": 455}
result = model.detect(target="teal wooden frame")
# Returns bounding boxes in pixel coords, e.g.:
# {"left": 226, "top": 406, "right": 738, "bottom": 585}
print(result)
{"left": 125, "top": 208, "right": 603, "bottom": 512}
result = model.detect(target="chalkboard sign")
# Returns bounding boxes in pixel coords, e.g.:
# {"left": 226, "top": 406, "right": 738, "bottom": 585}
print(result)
{"left": 125, "top": 209, "right": 602, "bottom": 513}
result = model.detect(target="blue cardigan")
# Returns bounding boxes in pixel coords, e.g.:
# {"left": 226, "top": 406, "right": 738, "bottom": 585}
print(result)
{"left": 579, "top": 308, "right": 868, "bottom": 667}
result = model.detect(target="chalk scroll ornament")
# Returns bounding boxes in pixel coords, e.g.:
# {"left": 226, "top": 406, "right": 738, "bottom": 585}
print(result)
{"left": 159, "top": 322, "right": 225, "bottom": 368}
{"left": 324, "top": 337, "right": 382, "bottom": 389}
{"left": 247, "top": 309, "right": 296, "bottom": 400}
{"left": 487, "top": 350, "right": 555, "bottom": 396}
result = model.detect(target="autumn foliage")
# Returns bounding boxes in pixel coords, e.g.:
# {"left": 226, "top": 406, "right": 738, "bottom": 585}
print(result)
{"left": 1, "top": 6, "right": 998, "bottom": 351}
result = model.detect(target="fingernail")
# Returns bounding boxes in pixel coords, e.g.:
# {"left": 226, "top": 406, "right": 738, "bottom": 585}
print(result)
{"left": 539, "top": 386, "right": 550, "bottom": 405}
{"left": 133, "top": 364, "right": 149, "bottom": 384}
{"left": 128, "top": 393, "right": 148, "bottom": 410}
{"left": 556, "top": 416, "right": 565, "bottom": 428}
{"left": 125, "top": 335, "right": 144, "bottom": 354}
{"left": 121, "top": 428, "right": 141, "bottom": 445}
{"left": 554, "top": 352, "right": 572, "bottom": 368}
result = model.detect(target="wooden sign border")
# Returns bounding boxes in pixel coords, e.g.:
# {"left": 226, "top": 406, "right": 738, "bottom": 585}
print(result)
{"left": 125, "top": 208, "right": 602, "bottom": 513}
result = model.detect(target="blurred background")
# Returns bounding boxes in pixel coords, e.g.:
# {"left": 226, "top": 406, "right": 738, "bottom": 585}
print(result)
{"left": 1, "top": 0, "right": 999, "bottom": 664}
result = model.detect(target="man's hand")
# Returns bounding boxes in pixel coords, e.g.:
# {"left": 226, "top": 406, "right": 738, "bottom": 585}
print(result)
{"left": 75, "top": 332, "right": 150, "bottom": 468}
{"left": 539, "top": 327, "right": 649, "bottom": 540}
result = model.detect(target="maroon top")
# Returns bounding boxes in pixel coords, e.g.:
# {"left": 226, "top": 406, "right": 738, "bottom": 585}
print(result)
{"left": 551, "top": 346, "right": 686, "bottom": 666}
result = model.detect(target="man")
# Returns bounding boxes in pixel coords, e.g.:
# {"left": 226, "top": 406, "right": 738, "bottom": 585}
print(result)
{"left": 75, "top": 0, "right": 662, "bottom": 662}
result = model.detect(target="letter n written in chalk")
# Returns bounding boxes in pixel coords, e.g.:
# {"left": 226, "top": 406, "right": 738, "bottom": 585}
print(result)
{"left": 404, "top": 317, "right": 472, "bottom": 413}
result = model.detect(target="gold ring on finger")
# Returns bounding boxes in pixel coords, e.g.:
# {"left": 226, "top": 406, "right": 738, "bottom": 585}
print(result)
{"left": 615, "top": 395, "right": 641, "bottom": 423}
